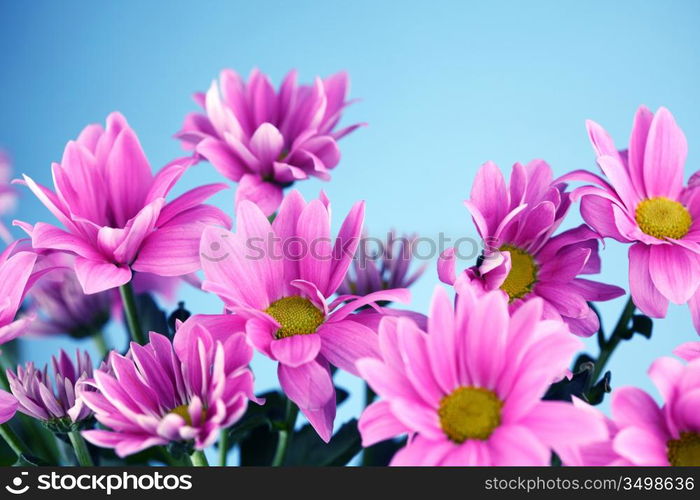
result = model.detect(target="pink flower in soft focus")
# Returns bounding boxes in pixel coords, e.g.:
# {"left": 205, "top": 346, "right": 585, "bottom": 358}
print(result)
{"left": 337, "top": 231, "right": 426, "bottom": 297}
{"left": 357, "top": 284, "right": 607, "bottom": 465}
{"left": 0, "top": 242, "right": 39, "bottom": 344}
{"left": 177, "top": 69, "right": 362, "bottom": 216}
{"left": 15, "top": 112, "right": 231, "bottom": 294}
{"left": 7, "top": 350, "right": 94, "bottom": 427}
{"left": 26, "top": 252, "right": 185, "bottom": 338}
{"left": 0, "top": 150, "right": 18, "bottom": 243}
{"left": 200, "top": 190, "right": 409, "bottom": 441}
{"left": 81, "top": 318, "right": 257, "bottom": 457}
{"left": 557, "top": 398, "right": 631, "bottom": 466}
{"left": 561, "top": 106, "right": 700, "bottom": 332}
{"left": 673, "top": 341, "right": 700, "bottom": 362}
{"left": 439, "top": 160, "right": 624, "bottom": 336}
{"left": 593, "top": 355, "right": 700, "bottom": 466}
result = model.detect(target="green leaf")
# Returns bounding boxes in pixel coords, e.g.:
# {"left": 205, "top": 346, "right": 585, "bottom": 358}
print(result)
{"left": 13, "top": 453, "right": 49, "bottom": 466}
{"left": 285, "top": 419, "right": 362, "bottom": 466}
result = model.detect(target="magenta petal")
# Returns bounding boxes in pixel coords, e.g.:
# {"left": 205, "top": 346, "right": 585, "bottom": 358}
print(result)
{"left": 613, "top": 427, "right": 669, "bottom": 466}
{"left": 249, "top": 123, "right": 284, "bottom": 166}
{"left": 277, "top": 360, "right": 334, "bottom": 410}
{"left": 437, "top": 248, "right": 457, "bottom": 285}
{"left": 643, "top": 107, "right": 686, "bottom": 200}
{"left": 235, "top": 174, "right": 283, "bottom": 217}
{"left": 358, "top": 400, "right": 408, "bottom": 447}
{"left": 611, "top": 386, "right": 664, "bottom": 431}
{"left": 327, "top": 201, "right": 365, "bottom": 294}
{"left": 318, "top": 320, "right": 379, "bottom": 376}
{"left": 673, "top": 341, "right": 700, "bottom": 361}
{"left": 270, "top": 334, "right": 321, "bottom": 367}
{"left": 196, "top": 137, "right": 247, "bottom": 182}
{"left": 300, "top": 395, "right": 336, "bottom": 443}
{"left": 0, "top": 390, "right": 18, "bottom": 424}
{"left": 489, "top": 425, "right": 550, "bottom": 466}
{"left": 30, "top": 222, "right": 101, "bottom": 260}
{"left": 74, "top": 257, "right": 131, "bottom": 294}
{"left": 648, "top": 244, "right": 700, "bottom": 304}
{"left": 629, "top": 243, "right": 669, "bottom": 318}
{"left": 648, "top": 356, "right": 683, "bottom": 403}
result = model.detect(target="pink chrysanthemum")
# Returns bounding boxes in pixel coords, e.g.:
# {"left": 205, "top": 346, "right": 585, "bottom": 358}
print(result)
{"left": 200, "top": 190, "right": 409, "bottom": 441}
{"left": 177, "top": 69, "right": 362, "bottom": 216}
{"left": 7, "top": 350, "right": 93, "bottom": 427}
{"left": 562, "top": 106, "right": 700, "bottom": 332}
{"left": 439, "top": 160, "right": 624, "bottom": 336}
{"left": 81, "top": 317, "right": 256, "bottom": 457}
{"left": 337, "top": 231, "right": 426, "bottom": 297}
{"left": 357, "top": 283, "right": 607, "bottom": 465}
{"left": 571, "top": 354, "right": 700, "bottom": 466}
{"left": 15, "top": 112, "right": 231, "bottom": 294}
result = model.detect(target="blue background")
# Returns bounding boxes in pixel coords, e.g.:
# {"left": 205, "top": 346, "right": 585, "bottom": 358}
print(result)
{"left": 1, "top": 0, "right": 699, "bottom": 461}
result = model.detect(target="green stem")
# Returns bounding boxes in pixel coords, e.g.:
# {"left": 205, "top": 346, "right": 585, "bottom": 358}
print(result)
{"left": 218, "top": 428, "right": 229, "bottom": 466}
{"left": 0, "top": 423, "right": 29, "bottom": 457}
{"left": 271, "top": 399, "right": 298, "bottom": 467}
{"left": 591, "top": 296, "right": 636, "bottom": 383}
{"left": 190, "top": 449, "right": 209, "bottom": 467}
{"left": 68, "top": 430, "right": 94, "bottom": 466}
{"left": 92, "top": 330, "right": 110, "bottom": 358}
{"left": 119, "top": 282, "right": 146, "bottom": 345}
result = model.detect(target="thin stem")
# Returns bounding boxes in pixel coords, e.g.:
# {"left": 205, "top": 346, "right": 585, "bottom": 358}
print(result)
{"left": 190, "top": 449, "right": 209, "bottom": 467}
{"left": 0, "top": 423, "right": 29, "bottom": 457}
{"left": 218, "top": 428, "right": 229, "bottom": 466}
{"left": 271, "top": 398, "right": 298, "bottom": 467}
{"left": 68, "top": 430, "right": 94, "bottom": 466}
{"left": 92, "top": 330, "right": 110, "bottom": 358}
{"left": 119, "top": 282, "right": 146, "bottom": 345}
{"left": 591, "top": 296, "right": 636, "bottom": 383}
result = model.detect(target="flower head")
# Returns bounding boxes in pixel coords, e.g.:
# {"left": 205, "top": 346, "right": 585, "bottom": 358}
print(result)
{"left": 566, "top": 352, "right": 700, "bottom": 466}
{"left": 357, "top": 284, "right": 607, "bottom": 465}
{"left": 562, "top": 106, "right": 700, "bottom": 331}
{"left": 200, "top": 190, "right": 409, "bottom": 441}
{"left": 177, "top": 69, "right": 362, "bottom": 216}
{"left": 81, "top": 317, "right": 256, "bottom": 457}
{"left": 337, "top": 231, "right": 426, "bottom": 297}
{"left": 16, "top": 112, "right": 231, "bottom": 294}
{"left": 439, "top": 160, "right": 624, "bottom": 336}
{"left": 7, "top": 349, "right": 93, "bottom": 430}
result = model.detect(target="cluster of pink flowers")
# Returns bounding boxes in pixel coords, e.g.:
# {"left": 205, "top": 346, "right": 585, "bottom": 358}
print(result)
{"left": 0, "top": 68, "right": 697, "bottom": 467}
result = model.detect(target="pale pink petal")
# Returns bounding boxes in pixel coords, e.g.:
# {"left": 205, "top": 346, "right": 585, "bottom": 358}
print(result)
{"left": 358, "top": 400, "right": 409, "bottom": 447}
{"left": 629, "top": 243, "right": 669, "bottom": 318}
{"left": 648, "top": 244, "right": 700, "bottom": 304}
{"left": 234, "top": 174, "right": 283, "bottom": 217}
{"left": 318, "top": 319, "right": 378, "bottom": 376}
{"left": 611, "top": 386, "right": 664, "bottom": 431}
{"left": 74, "top": 257, "right": 131, "bottom": 294}
{"left": 277, "top": 360, "right": 334, "bottom": 410}
{"left": 270, "top": 334, "right": 321, "bottom": 367}
{"left": 613, "top": 427, "right": 669, "bottom": 466}
{"left": 643, "top": 107, "right": 686, "bottom": 200}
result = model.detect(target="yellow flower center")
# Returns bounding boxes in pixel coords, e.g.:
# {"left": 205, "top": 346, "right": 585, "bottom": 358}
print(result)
{"left": 498, "top": 245, "right": 538, "bottom": 301}
{"left": 169, "top": 404, "right": 204, "bottom": 426}
{"left": 635, "top": 197, "right": 692, "bottom": 239}
{"left": 438, "top": 387, "right": 503, "bottom": 443}
{"left": 265, "top": 295, "right": 325, "bottom": 339}
{"left": 667, "top": 432, "right": 700, "bottom": 466}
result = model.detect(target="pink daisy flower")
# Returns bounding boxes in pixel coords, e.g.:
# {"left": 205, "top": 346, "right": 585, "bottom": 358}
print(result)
{"left": 562, "top": 106, "right": 700, "bottom": 331}
{"left": 337, "top": 231, "right": 426, "bottom": 297}
{"left": 357, "top": 284, "right": 607, "bottom": 465}
{"left": 81, "top": 316, "right": 257, "bottom": 457}
{"left": 7, "top": 350, "right": 94, "bottom": 428}
{"left": 177, "top": 69, "right": 362, "bottom": 216}
{"left": 601, "top": 355, "right": 700, "bottom": 466}
{"left": 199, "top": 190, "right": 409, "bottom": 441}
{"left": 15, "top": 112, "right": 231, "bottom": 294}
{"left": 439, "top": 160, "right": 624, "bottom": 336}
